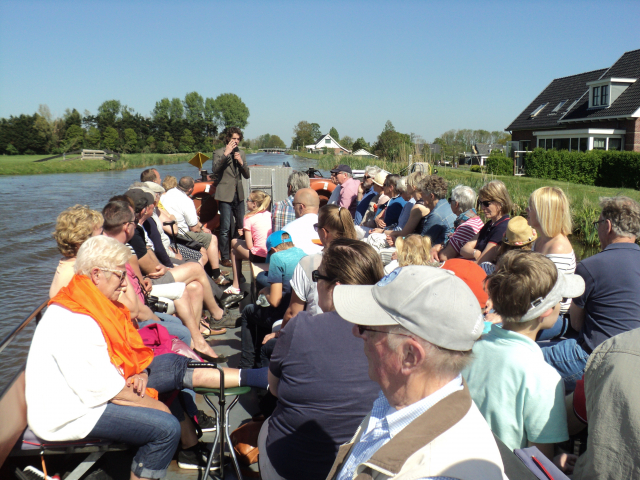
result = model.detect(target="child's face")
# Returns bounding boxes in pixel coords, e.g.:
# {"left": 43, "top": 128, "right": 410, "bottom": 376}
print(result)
{"left": 247, "top": 198, "right": 257, "bottom": 212}
{"left": 540, "top": 303, "right": 561, "bottom": 329}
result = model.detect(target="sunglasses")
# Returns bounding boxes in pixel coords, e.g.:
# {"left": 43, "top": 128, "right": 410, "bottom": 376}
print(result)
{"left": 311, "top": 269, "right": 335, "bottom": 283}
{"left": 357, "top": 325, "right": 413, "bottom": 337}
{"left": 479, "top": 200, "right": 493, "bottom": 208}
{"left": 592, "top": 219, "right": 607, "bottom": 226}
{"left": 101, "top": 268, "right": 127, "bottom": 283}
{"left": 313, "top": 223, "right": 324, "bottom": 232}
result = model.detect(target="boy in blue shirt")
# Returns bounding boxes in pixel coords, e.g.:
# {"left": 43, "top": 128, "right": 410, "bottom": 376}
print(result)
{"left": 463, "top": 250, "right": 584, "bottom": 464}
{"left": 239, "top": 231, "right": 307, "bottom": 368}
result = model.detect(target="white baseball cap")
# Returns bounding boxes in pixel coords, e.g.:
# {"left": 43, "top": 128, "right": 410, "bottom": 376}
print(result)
{"left": 519, "top": 270, "right": 584, "bottom": 322}
{"left": 333, "top": 265, "right": 485, "bottom": 351}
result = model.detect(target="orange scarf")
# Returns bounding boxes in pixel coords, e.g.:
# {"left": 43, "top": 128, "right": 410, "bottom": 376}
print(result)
{"left": 50, "top": 274, "right": 158, "bottom": 400}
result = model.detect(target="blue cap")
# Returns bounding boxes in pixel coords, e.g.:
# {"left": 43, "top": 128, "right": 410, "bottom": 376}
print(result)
{"left": 266, "top": 230, "right": 292, "bottom": 263}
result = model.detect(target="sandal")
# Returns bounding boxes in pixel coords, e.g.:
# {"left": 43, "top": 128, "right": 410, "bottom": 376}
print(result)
{"left": 224, "top": 286, "right": 241, "bottom": 295}
{"left": 200, "top": 320, "right": 227, "bottom": 337}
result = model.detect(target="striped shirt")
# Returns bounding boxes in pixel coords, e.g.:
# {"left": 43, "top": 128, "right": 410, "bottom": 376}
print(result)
{"left": 272, "top": 195, "right": 296, "bottom": 233}
{"left": 336, "top": 376, "right": 464, "bottom": 480}
{"left": 546, "top": 251, "right": 577, "bottom": 313}
{"left": 448, "top": 216, "right": 485, "bottom": 253}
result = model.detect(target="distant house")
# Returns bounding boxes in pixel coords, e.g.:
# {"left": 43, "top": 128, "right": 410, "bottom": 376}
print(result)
{"left": 306, "top": 134, "right": 351, "bottom": 155}
{"left": 471, "top": 143, "right": 506, "bottom": 166}
{"left": 507, "top": 48, "right": 640, "bottom": 152}
{"left": 352, "top": 148, "right": 378, "bottom": 158}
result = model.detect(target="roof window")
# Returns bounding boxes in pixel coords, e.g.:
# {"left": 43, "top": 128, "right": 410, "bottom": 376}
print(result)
{"left": 551, "top": 100, "right": 567, "bottom": 113}
{"left": 530, "top": 103, "right": 548, "bottom": 117}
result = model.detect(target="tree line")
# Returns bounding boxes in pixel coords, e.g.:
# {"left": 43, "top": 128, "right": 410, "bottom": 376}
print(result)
{"left": 0, "top": 92, "right": 250, "bottom": 155}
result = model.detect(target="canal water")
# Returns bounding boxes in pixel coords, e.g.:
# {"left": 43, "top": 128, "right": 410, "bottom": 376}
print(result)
{"left": 0, "top": 152, "right": 320, "bottom": 392}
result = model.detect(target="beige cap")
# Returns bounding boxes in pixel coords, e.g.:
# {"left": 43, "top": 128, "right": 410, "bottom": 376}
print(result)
{"left": 372, "top": 171, "right": 388, "bottom": 187}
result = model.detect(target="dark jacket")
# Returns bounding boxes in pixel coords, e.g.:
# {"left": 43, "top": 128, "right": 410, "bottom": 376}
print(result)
{"left": 212, "top": 147, "right": 250, "bottom": 202}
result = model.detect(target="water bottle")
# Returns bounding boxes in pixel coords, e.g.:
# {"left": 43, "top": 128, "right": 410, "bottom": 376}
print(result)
{"left": 256, "top": 294, "right": 270, "bottom": 307}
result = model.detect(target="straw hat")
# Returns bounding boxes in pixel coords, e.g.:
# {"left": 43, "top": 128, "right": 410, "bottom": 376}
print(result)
{"left": 372, "top": 171, "right": 388, "bottom": 187}
{"left": 502, "top": 216, "right": 537, "bottom": 246}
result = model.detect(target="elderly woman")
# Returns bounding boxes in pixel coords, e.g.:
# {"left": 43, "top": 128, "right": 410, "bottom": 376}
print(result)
{"left": 418, "top": 175, "right": 456, "bottom": 246}
{"left": 240, "top": 239, "right": 382, "bottom": 480}
{"left": 431, "top": 185, "right": 485, "bottom": 262}
{"left": 528, "top": 187, "right": 576, "bottom": 340}
{"left": 26, "top": 236, "right": 239, "bottom": 479}
{"left": 461, "top": 180, "right": 512, "bottom": 264}
{"left": 384, "top": 171, "right": 430, "bottom": 245}
{"left": 50, "top": 205, "right": 104, "bottom": 298}
{"left": 374, "top": 174, "right": 406, "bottom": 229}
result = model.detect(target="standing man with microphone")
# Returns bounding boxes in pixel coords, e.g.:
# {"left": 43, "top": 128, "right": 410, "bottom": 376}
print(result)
{"left": 212, "top": 127, "right": 250, "bottom": 267}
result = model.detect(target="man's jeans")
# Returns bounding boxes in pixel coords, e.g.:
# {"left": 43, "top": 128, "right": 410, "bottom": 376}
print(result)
{"left": 541, "top": 338, "right": 590, "bottom": 393}
{"left": 219, "top": 193, "right": 245, "bottom": 260}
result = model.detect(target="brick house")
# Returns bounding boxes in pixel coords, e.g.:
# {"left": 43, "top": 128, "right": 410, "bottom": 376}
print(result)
{"left": 507, "top": 49, "right": 640, "bottom": 152}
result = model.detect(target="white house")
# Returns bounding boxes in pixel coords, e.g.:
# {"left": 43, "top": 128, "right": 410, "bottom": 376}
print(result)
{"left": 352, "top": 148, "right": 378, "bottom": 158}
{"left": 305, "top": 134, "right": 351, "bottom": 154}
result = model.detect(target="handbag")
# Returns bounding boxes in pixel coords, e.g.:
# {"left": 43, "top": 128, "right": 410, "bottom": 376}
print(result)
{"left": 230, "top": 419, "right": 265, "bottom": 466}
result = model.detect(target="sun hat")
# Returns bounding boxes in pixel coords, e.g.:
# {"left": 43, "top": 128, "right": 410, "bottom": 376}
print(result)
{"left": 143, "top": 181, "right": 165, "bottom": 194}
{"left": 265, "top": 230, "right": 293, "bottom": 263}
{"left": 441, "top": 259, "right": 489, "bottom": 309}
{"left": 125, "top": 189, "right": 154, "bottom": 213}
{"left": 502, "top": 216, "right": 537, "bottom": 246}
{"left": 330, "top": 164, "right": 352, "bottom": 175}
{"left": 519, "top": 270, "right": 584, "bottom": 322}
{"left": 371, "top": 171, "right": 388, "bottom": 187}
{"left": 333, "top": 265, "right": 485, "bottom": 351}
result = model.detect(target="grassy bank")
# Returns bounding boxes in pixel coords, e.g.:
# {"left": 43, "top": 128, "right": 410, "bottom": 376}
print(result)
{"left": 0, "top": 153, "right": 194, "bottom": 176}
{"left": 306, "top": 155, "right": 640, "bottom": 247}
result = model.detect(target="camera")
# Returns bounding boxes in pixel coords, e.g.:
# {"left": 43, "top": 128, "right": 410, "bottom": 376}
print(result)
{"left": 147, "top": 295, "right": 169, "bottom": 314}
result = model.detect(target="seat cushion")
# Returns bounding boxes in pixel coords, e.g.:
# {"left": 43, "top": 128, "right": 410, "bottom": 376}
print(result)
{"left": 194, "top": 386, "right": 251, "bottom": 397}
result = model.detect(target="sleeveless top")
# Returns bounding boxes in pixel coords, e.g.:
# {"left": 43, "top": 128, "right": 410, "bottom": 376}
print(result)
{"left": 533, "top": 241, "right": 577, "bottom": 314}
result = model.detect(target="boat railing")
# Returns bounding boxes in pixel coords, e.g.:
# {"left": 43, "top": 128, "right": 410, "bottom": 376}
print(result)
{"left": 0, "top": 300, "right": 48, "bottom": 397}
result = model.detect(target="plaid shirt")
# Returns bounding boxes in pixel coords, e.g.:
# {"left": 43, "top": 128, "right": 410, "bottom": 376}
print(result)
{"left": 272, "top": 195, "right": 296, "bottom": 232}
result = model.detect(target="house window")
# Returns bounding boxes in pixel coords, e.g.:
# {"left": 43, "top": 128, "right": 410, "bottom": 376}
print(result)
{"left": 521, "top": 141, "right": 531, "bottom": 151}
{"left": 601, "top": 85, "right": 609, "bottom": 105}
{"left": 538, "top": 139, "right": 546, "bottom": 149}
{"left": 608, "top": 138, "right": 622, "bottom": 151}
{"left": 570, "top": 138, "right": 578, "bottom": 151}
{"left": 593, "top": 86, "right": 600, "bottom": 106}
{"left": 325, "top": 138, "right": 331, "bottom": 144}
{"left": 546, "top": 139, "right": 553, "bottom": 150}
{"left": 579, "top": 138, "right": 588, "bottom": 152}
{"left": 593, "top": 138, "right": 606, "bottom": 150}
{"left": 552, "top": 138, "right": 570, "bottom": 150}
{"left": 530, "top": 104, "right": 548, "bottom": 117}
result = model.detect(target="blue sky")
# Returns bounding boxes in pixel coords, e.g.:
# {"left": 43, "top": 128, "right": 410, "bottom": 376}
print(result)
{"left": 1, "top": 0, "right": 639, "bottom": 145}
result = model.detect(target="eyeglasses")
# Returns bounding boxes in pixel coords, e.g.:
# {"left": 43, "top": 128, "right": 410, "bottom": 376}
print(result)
{"left": 592, "top": 219, "right": 607, "bottom": 226}
{"left": 357, "top": 325, "right": 413, "bottom": 337}
{"left": 246, "top": 198, "right": 255, "bottom": 204}
{"left": 311, "top": 269, "right": 335, "bottom": 283}
{"left": 313, "top": 223, "right": 324, "bottom": 232}
{"left": 101, "top": 268, "right": 127, "bottom": 283}
{"left": 364, "top": 175, "right": 371, "bottom": 180}
{"left": 479, "top": 200, "right": 493, "bottom": 208}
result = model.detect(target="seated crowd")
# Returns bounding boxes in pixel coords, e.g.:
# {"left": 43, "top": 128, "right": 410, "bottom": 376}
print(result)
{"left": 25, "top": 160, "right": 640, "bottom": 480}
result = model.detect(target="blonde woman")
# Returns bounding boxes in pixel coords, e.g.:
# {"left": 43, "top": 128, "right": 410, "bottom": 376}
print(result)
{"left": 384, "top": 234, "right": 437, "bottom": 274}
{"left": 383, "top": 172, "right": 431, "bottom": 245}
{"left": 461, "top": 180, "right": 513, "bottom": 265}
{"left": 226, "top": 190, "right": 272, "bottom": 294}
{"left": 50, "top": 205, "right": 104, "bottom": 298}
{"left": 528, "top": 186, "right": 576, "bottom": 340}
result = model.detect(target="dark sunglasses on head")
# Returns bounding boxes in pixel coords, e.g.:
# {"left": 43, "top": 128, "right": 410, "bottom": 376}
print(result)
{"left": 311, "top": 269, "right": 334, "bottom": 283}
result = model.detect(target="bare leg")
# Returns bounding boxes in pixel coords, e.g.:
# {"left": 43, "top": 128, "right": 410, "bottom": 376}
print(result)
{"left": 186, "top": 281, "right": 203, "bottom": 323}
{"left": 199, "top": 248, "right": 209, "bottom": 268}
{"left": 192, "top": 367, "right": 240, "bottom": 389}
{"left": 179, "top": 416, "right": 199, "bottom": 450}
{"left": 230, "top": 239, "right": 250, "bottom": 289}
{"left": 173, "top": 293, "right": 217, "bottom": 358}
{"left": 171, "top": 263, "right": 224, "bottom": 320}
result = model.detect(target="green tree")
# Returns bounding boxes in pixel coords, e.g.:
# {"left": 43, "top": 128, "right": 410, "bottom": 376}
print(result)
{"left": 183, "top": 92, "right": 204, "bottom": 124}
{"left": 85, "top": 127, "right": 101, "bottom": 149}
{"left": 34, "top": 104, "right": 57, "bottom": 153}
{"left": 266, "top": 135, "right": 286, "bottom": 148}
{"left": 97, "top": 100, "right": 121, "bottom": 129}
{"left": 163, "top": 131, "right": 177, "bottom": 153}
{"left": 64, "top": 124, "right": 85, "bottom": 150}
{"left": 169, "top": 98, "right": 184, "bottom": 121}
{"left": 311, "top": 123, "right": 322, "bottom": 142}
{"left": 6, "top": 144, "right": 19, "bottom": 155}
{"left": 212, "top": 93, "right": 250, "bottom": 130}
{"left": 179, "top": 129, "right": 196, "bottom": 153}
{"left": 340, "top": 135, "right": 354, "bottom": 151}
{"left": 352, "top": 137, "right": 370, "bottom": 152}
{"left": 329, "top": 127, "right": 339, "bottom": 142}
{"left": 153, "top": 98, "right": 171, "bottom": 123}
{"left": 64, "top": 108, "right": 82, "bottom": 130}
{"left": 102, "top": 126, "right": 119, "bottom": 151}
{"left": 291, "top": 121, "right": 317, "bottom": 149}
{"left": 123, "top": 128, "right": 138, "bottom": 153}
{"left": 146, "top": 135, "right": 156, "bottom": 151}
{"left": 373, "top": 121, "right": 411, "bottom": 161}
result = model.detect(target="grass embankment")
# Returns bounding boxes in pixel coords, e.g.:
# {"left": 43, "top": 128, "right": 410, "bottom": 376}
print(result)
{"left": 309, "top": 155, "right": 640, "bottom": 248}
{"left": 0, "top": 153, "right": 194, "bottom": 176}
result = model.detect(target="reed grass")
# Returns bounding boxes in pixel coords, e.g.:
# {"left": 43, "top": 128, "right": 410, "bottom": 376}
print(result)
{"left": 304, "top": 154, "right": 640, "bottom": 247}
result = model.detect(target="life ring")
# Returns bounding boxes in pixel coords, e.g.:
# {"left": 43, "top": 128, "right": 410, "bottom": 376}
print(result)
{"left": 190, "top": 181, "right": 220, "bottom": 231}
{"left": 310, "top": 178, "right": 336, "bottom": 207}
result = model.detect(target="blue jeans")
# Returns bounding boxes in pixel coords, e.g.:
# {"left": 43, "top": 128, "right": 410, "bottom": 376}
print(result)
{"left": 239, "top": 303, "right": 277, "bottom": 369}
{"left": 219, "top": 193, "right": 244, "bottom": 260}
{"left": 138, "top": 313, "right": 192, "bottom": 345}
{"left": 541, "top": 338, "right": 590, "bottom": 393}
{"left": 89, "top": 403, "right": 181, "bottom": 479}
{"left": 537, "top": 313, "right": 570, "bottom": 342}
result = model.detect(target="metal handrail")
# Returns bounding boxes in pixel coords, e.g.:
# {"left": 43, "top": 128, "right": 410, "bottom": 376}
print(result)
{"left": 0, "top": 300, "right": 48, "bottom": 356}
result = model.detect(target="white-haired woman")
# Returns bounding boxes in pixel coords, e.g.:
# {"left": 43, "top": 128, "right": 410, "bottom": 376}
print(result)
{"left": 26, "top": 236, "right": 239, "bottom": 478}
{"left": 431, "top": 185, "right": 484, "bottom": 262}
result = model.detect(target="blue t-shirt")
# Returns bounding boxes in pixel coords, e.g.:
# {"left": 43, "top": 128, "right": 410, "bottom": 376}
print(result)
{"left": 267, "top": 311, "right": 379, "bottom": 480}
{"left": 267, "top": 246, "right": 307, "bottom": 297}
{"left": 384, "top": 196, "right": 407, "bottom": 227}
{"left": 420, "top": 199, "right": 456, "bottom": 245}
{"left": 354, "top": 188, "right": 376, "bottom": 225}
{"left": 574, "top": 242, "right": 640, "bottom": 353}
{"left": 463, "top": 324, "right": 568, "bottom": 450}
{"left": 394, "top": 198, "right": 416, "bottom": 231}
